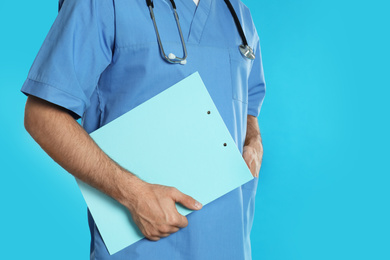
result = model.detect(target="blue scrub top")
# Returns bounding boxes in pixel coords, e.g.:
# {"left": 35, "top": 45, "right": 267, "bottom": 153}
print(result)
{"left": 21, "top": 0, "right": 266, "bottom": 259}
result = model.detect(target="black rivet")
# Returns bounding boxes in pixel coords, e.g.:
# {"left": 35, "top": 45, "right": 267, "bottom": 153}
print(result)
{"left": 207, "top": 111, "right": 211, "bottom": 114}
{"left": 223, "top": 143, "right": 227, "bottom": 147}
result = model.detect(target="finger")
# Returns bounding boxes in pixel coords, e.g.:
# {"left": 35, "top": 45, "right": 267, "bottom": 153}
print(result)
{"left": 159, "top": 225, "right": 180, "bottom": 234}
{"left": 175, "top": 214, "right": 189, "bottom": 228}
{"left": 252, "top": 168, "right": 258, "bottom": 178}
{"left": 146, "top": 235, "right": 161, "bottom": 241}
{"left": 243, "top": 154, "right": 255, "bottom": 175}
{"left": 243, "top": 151, "right": 254, "bottom": 168}
{"left": 246, "top": 156, "right": 254, "bottom": 169}
{"left": 253, "top": 160, "right": 261, "bottom": 178}
{"left": 159, "top": 233, "right": 171, "bottom": 238}
{"left": 171, "top": 226, "right": 180, "bottom": 233}
{"left": 164, "top": 226, "right": 180, "bottom": 234}
{"left": 171, "top": 188, "right": 202, "bottom": 211}
{"left": 159, "top": 226, "right": 180, "bottom": 237}
{"left": 247, "top": 159, "right": 258, "bottom": 178}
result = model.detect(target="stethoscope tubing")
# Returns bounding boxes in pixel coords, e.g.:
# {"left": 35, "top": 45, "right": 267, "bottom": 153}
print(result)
{"left": 146, "top": 0, "right": 255, "bottom": 64}
{"left": 147, "top": 0, "right": 188, "bottom": 64}
{"left": 222, "top": 0, "right": 248, "bottom": 47}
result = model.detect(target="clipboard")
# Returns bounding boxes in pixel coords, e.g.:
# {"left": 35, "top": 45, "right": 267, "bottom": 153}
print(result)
{"left": 76, "top": 72, "right": 254, "bottom": 254}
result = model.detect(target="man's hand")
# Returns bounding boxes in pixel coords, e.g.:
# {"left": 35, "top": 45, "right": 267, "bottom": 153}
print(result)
{"left": 243, "top": 115, "right": 263, "bottom": 177}
{"left": 122, "top": 182, "right": 202, "bottom": 241}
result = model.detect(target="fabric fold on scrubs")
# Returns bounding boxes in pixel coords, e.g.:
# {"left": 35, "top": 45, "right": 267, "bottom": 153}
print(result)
{"left": 248, "top": 34, "right": 266, "bottom": 118}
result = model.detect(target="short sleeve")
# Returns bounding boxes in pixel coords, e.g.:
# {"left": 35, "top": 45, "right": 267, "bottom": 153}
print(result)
{"left": 21, "top": 0, "right": 115, "bottom": 119}
{"left": 247, "top": 33, "right": 266, "bottom": 118}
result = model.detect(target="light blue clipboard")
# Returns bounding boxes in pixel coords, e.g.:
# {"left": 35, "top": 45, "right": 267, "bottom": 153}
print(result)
{"left": 76, "top": 72, "right": 254, "bottom": 255}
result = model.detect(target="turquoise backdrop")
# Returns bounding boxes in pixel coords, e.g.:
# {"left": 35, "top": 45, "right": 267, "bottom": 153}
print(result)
{"left": 1, "top": 0, "right": 389, "bottom": 259}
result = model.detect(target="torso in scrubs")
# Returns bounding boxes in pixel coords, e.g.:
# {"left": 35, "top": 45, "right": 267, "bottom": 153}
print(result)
{"left": 21, "top": 0, "right": 266, "bottom": 259}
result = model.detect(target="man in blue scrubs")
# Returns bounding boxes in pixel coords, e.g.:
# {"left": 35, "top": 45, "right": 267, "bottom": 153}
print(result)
{"left": 22, "top": 0, "right": 265, "bottom": 259}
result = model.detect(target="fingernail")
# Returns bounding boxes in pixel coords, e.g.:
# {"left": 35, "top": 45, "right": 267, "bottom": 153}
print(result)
{"left": 195, "top": 201, "right": 202, "bottom": 209}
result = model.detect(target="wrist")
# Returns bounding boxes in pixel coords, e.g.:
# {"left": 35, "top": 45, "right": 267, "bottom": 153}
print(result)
{"left": 114, "top": 169, "right": 146, "bottom": 210}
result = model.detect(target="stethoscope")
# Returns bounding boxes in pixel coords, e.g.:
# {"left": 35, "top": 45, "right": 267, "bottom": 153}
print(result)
{"left": 146, "top": 0, "right": 256, "bottom": 65}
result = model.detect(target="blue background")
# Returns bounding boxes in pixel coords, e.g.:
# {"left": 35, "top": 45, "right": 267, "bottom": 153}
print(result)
{"left": 1, "top": 0, "right": 389, "bottom": 259}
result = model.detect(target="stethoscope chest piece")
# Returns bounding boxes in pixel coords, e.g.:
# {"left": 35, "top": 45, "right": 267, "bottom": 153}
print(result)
{"left": 239, "top": 44, "right": 255, "bottom": 60}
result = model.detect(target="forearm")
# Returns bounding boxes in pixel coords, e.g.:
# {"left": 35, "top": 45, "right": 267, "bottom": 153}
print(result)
{"left": 24, "top": 96, "right": 143, "bottom": 206}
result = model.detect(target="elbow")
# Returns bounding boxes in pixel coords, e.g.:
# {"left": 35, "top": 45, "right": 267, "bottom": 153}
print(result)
{"left": 23, "top": 95, "right": 51, "bottom": 138}
{"left": 24, "top": 95, "right": 75, "bottom": 139}
{"left": 24, "top": 96, "right": 39, "bottom": 137}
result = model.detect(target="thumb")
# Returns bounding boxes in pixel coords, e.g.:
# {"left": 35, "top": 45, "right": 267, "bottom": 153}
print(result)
{"left": 171, "top": 188, "right": 202, "bottom": 210}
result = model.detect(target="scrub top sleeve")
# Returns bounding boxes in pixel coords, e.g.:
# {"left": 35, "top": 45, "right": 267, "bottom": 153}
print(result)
{"left": 247, "top": 35, "right": 266, "bottom": 118}
{"left": 21, "top": 0, "right": 115, "bottom": 119}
